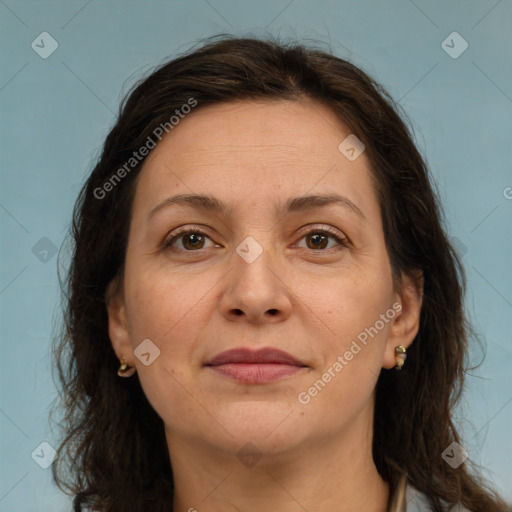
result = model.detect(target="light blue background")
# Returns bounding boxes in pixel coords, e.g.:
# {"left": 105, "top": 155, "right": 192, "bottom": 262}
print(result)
{"left": 1, "top": 1, "right": 511, "bottom": 510}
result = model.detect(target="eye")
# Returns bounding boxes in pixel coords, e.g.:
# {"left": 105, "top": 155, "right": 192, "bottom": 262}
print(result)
{"left": 295, "top": 226, "right": 348, "bottom": 251}
{"left": 162, "top": 228, "right": 217, "bottom": 251}
{"left": 161, "top": 225, "right": 348, "bottom": 253}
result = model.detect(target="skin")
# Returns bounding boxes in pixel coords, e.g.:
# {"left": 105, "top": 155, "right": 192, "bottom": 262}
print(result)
{"left": 106, "top": 99, "right": 423, "bottom": 512}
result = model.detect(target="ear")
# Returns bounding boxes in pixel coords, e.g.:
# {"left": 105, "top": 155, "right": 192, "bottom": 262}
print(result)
{"left": 382, "top": 270, "right": 424, "bottom": 370}
{"left": 105, "top": 276, "right": 135, "bottom": 366}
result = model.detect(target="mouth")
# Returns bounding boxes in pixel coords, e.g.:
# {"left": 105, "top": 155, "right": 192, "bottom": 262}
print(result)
{"left": 204, "top": 347, "right": 308, "bottom": 384}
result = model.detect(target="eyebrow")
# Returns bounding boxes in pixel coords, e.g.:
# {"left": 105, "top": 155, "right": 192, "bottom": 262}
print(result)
{"left": 147, "top": 192, "right": 366, "bottom": 222}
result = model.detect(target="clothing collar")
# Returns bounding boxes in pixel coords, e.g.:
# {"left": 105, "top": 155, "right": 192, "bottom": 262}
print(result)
{"left": 390, "top": 475, "right": 470, "bottom": 512}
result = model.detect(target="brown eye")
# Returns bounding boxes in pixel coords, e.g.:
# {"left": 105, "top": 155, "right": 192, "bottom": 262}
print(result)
{"left": 181, "top": 232, "right": 206, "bottom": 250}
{"left": 163, "top": 229, "right": 215, "bottom": 251}
{"left": 306, "top": 232, "right": 329, "bottom": 249}
{"left": 297, "top": 227, "right": 347, "bottom": 251}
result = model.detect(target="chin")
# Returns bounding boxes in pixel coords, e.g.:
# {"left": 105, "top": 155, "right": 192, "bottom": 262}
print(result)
{"left": 205, "top": 400, "right": 308, "bottom": 453}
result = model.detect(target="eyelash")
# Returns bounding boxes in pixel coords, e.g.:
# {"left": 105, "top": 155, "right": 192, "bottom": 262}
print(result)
{"left": 160, "top": 225, "right": 348, "bottom": 253}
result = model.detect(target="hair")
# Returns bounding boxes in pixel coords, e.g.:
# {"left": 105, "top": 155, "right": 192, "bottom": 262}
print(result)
{"left": 51, "top": 35, "right": 510, "bottom": 512}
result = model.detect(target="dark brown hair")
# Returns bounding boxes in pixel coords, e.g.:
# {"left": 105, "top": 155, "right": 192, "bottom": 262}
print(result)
{"left": 51, "top": 35, "right": 510, "bottom": 512}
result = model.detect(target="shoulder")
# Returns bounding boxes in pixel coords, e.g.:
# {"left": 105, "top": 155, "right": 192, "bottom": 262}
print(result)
{"left": 405, "top": 481, "right": 471, "bottom": 512}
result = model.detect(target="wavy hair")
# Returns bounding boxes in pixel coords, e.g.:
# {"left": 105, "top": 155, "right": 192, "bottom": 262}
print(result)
{"left": 51, "top": 35, "right": 510, "bottom": 511}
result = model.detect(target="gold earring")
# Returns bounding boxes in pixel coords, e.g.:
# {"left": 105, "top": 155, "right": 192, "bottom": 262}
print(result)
{"left": 394, "top": 345, "right": 407, "bottom": 370}
{"left": 117, "top": 358, "right": 136, "bottom": 377}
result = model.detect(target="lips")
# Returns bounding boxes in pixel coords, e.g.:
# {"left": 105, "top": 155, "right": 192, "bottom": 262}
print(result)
{"left": 206, "top": 347, "right": 306, "bottom": 367}
{"left": 205, "top": 347, "right": 308, "bottom": 384}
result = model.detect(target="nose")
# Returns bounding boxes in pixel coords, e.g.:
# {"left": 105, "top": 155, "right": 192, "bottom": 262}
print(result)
{"left": 217, "top": 237, "right": 293, "bottom": 325}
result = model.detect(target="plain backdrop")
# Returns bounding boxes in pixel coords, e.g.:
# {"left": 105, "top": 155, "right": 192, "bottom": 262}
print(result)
{"left": 0, "top": 1, "right": 511, "bottom": 510}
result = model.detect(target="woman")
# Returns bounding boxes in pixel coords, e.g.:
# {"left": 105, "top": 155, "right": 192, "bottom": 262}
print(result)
{"left": 51, "top": 35, "right": 511, "bottom": 512}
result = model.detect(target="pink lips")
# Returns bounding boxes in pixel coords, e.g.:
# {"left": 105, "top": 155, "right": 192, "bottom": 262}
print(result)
{"left": 205, "top": 347, "right": 307, "bottom": 384}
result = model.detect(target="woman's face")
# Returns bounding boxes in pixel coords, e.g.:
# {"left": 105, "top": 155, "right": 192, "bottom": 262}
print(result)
{"left": 107, "top": 99, "right": 421, "bottom": 459}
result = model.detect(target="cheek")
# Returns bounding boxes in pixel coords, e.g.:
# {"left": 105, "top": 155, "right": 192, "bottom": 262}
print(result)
{"left": 298, "top": 307, "right": 390, "bottom": 424}
{"left": 298, "top": 360, "right": 379, "bottom": 438}
{"left": 297, "top": 271, "right": 393, "bottom": 404}
{"left": 124, "top": 265, "right": 207, "bottom": 346}
{"left": 122, "top": 264, "right": 220, "bottom": 407}
{"left": 122, "top": 271, "right": 205, "bottom": 428}
{"left": 301, "top": 263, "right": 393, "bottom": 344}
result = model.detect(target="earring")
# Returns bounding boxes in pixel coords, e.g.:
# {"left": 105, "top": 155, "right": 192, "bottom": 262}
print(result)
{"left": 394, "top": 345, "right": 407, "bottom": 370}
{"left": 117, "top": 357, "right": 136, "bottom": 377}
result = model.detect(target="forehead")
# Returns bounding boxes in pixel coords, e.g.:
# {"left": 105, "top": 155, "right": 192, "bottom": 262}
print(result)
{"left": 146, "top": 99, "right": 352, "bottom": 163}
{"left": 132, "top": 99, "right": 377, "bottom": 221}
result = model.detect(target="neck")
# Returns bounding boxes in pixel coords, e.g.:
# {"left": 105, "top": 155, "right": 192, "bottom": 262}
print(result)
{"left": 167, "top": 409, "right": 390, "bottom": 512}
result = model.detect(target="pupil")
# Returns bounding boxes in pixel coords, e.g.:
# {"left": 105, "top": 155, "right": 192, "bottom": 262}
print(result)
{"left": 309, "top": 233, "right": 327, "bottom": 249}
{"left": 186, "top": 233, "right": 203, "bottom": 248}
